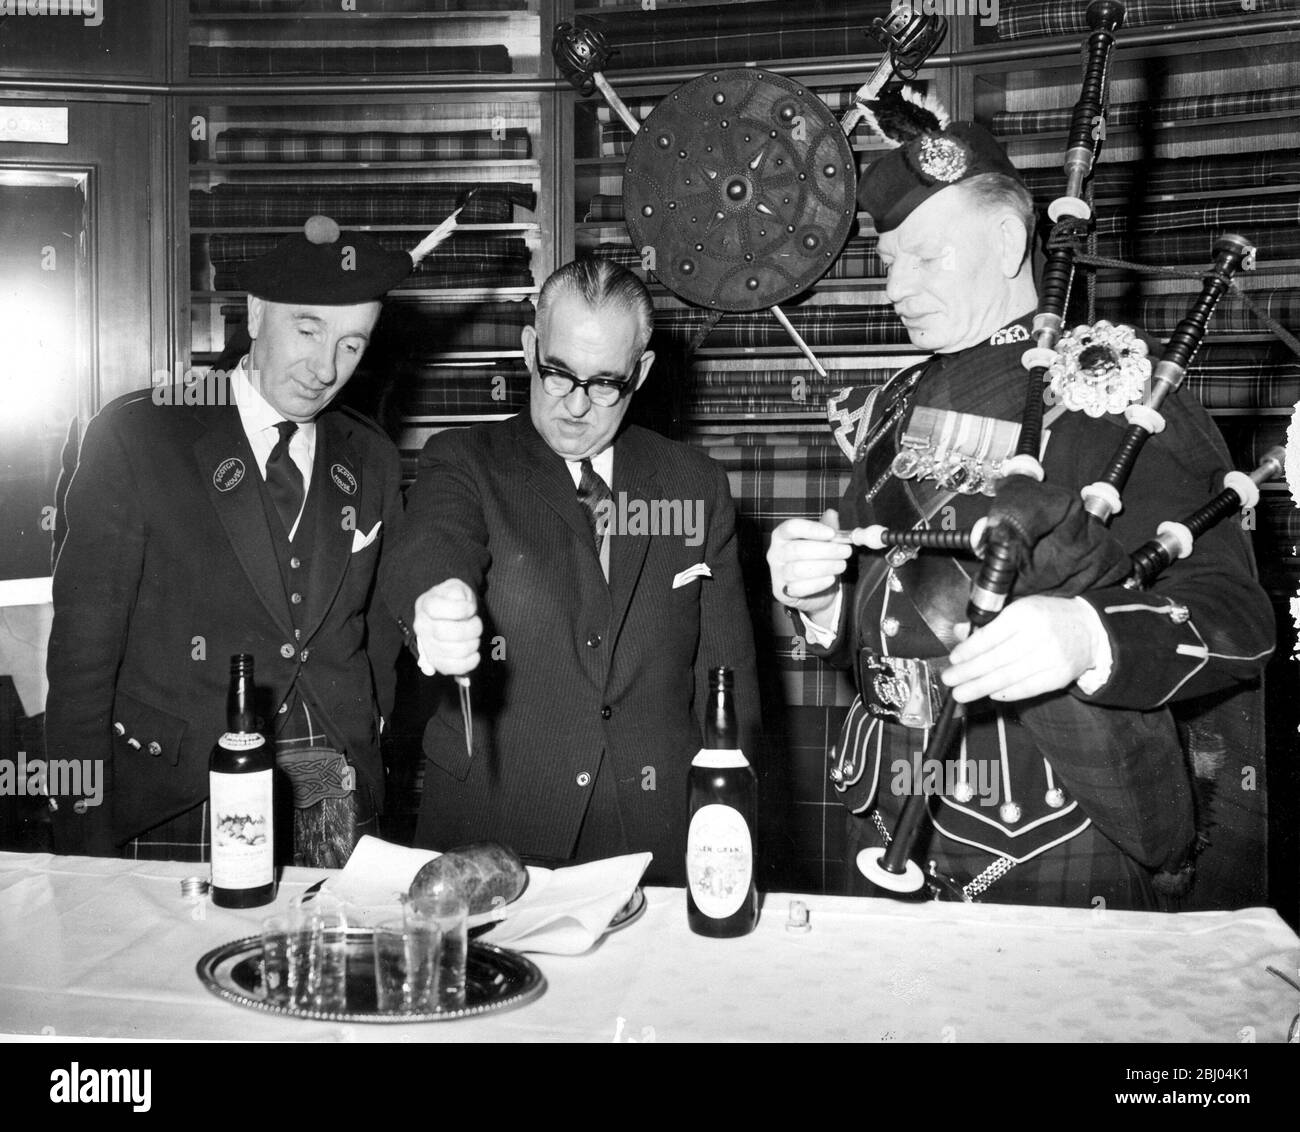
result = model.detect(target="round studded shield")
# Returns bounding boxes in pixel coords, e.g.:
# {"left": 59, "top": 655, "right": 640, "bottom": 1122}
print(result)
{"left": 623, "top": 69, "right": 857, "bottom": 312}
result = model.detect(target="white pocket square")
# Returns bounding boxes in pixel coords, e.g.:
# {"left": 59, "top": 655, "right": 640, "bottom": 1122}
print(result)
{"left": 351, "top": 521, "right": 382, "bottom": 553}
{"left": 672, "top": 563, "right": 712, "bottom": 589}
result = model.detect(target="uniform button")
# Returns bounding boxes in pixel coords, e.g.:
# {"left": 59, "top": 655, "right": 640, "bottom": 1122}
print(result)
{"left": 126, "top": 737, "right": 141, "bottom": 750}
{"left": 278, "top": 703, "right": 289, "bottom": 715}
{"left": 113, "top": 722, "right": 126, "bottom": 736}
{"left": 291, "top": 592, "right": 303, "bottom": 605}
{"left": 289, "top": 557, "right": 302, "bottom": 569}
{"left": 72, "top": 800, "right": 88, "bottom": 815}
{"left": 280, "top": 643, "right": 296, "bottom": 659}
{"left": 576, "top": 772, "right": 591, "bottom": 787}
{"left": 300, "top": 649, "right": 310, "bottom": 662}
{"left": 881, "top": 616, "right": 900, "bottom": 638}
{"left": 587, "top": 634, "right": 602, "bottom": 648}
{"left": 888, "top": 572, "right": 903, "bottom": 593}
{"left": 600, "top": 706, "right": 611, "bottom": 720}
{"left": 294, "top": 628, "right": 302, "bottom": 640}
{"left": 1167, "top": 601, "right": 1190, "bottom": 624}
{"left": 147, "top": 741, "right": 162, "bottom": 757}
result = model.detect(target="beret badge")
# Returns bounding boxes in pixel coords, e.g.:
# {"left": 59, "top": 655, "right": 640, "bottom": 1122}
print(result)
{"left": 916, "top": 134, "right": 969, "bottom": 184}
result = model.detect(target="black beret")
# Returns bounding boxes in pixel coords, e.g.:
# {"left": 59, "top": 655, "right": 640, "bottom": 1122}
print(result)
{"left": 239, "top": 215, "right": 412, "bottom": 304}
{"left": 858, "top": 121, "right": 1025, "bottom": 234}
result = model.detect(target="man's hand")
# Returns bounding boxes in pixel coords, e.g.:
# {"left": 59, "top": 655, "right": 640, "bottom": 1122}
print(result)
{"left": 941, "top": 595, "right": 1105, "bottom": 703}
{"left": 411, "top": 578, "right": 482, "bottom": 677}
{"left": 766, "top": 509, "right": 851, "bottom": 629}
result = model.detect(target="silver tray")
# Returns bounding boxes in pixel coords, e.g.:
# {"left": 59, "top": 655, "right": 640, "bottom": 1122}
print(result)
{"left": 196, "top": 929, "right": 546, "bottom": 1023}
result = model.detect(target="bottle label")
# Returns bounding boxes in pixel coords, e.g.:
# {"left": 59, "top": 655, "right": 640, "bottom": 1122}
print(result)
{"left": 210, "top": 769, "right": 273, "bottom": 890}
{"left": 687, "top": 803, "right": 753, "bottom": 918}
{"left": 691, "top": 748, "right": 749, "bottom": 769}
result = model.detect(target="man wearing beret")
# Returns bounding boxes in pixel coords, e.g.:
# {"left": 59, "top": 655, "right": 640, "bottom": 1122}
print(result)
{"left": 44, "top": 217, "right": 410, "bottom": 863}
{"left": 767, "top": 90, "right": 1273, "bottom": 909}
{"left": 381, "top": 257, "right": 760, "bottom": 886}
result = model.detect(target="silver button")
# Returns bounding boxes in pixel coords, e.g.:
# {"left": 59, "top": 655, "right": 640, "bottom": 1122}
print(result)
{"left": 113, "top": 722, "right": 126, "bottom": 736}
{"left": 147, "top": 741, "right": 162, "bottom": 757}
{"left": 576, "top": 772, "right": 591, "bottom": 787}
{"left": 280, "top": 643, "right": 295, "bottom": 659}
{"left": 291, "top": 592, "right": 303, "bottom": 605}
{"left": 1045, "top": 787, "right": 1066, "bottom": 808}
{"left": 888, "top": 572, "right": 903, "bottom": 593}
{"left": 126, "top": 737, "right": 141, "bottom": 750}
{"left": 289, "top": 557, "right": 302, "bottom": 569}
{"left": 999, "top": 801, "right": 1022, "bottom": 824}
{"left": 1167, "top": 602, "right": 1190, "bottom": 624}
{"left": 300, "top": 649, "right": 310, "bottom": 662}
{"left": 881, "top": 616, "right": 900, "bottom": 638}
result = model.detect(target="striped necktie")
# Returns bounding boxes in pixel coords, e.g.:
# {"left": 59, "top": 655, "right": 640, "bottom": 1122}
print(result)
{"left": 266, "top": 420, "right": 304, "bottom": 537}
{"left": 575, "top": 457, "right": 612, "bottom": 554}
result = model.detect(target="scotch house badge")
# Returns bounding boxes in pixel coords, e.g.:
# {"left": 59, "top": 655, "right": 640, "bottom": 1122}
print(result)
{"left": 213, "top": 457, "right": 245, "bottom": 492}
{"left": 330, "top": 464, "right": 357, "bottom": 496}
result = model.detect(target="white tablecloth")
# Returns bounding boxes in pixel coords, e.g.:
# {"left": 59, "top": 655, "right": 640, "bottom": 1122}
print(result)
{"left": 1, "top": 852, "right": 1297, "bottom": 1043}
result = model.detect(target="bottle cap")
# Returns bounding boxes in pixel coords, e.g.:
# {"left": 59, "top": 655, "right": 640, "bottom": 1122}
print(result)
{"left": 180, "top": 876, "right": 210, "bottom": 900}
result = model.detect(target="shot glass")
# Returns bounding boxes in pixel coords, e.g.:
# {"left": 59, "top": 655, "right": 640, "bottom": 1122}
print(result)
{"left": 289, "top": 892, "right": 349, "bottom": 1012}
{"left": 405, "top": 890, "right": 467, "bottom": 1012}
{"left": 373, "top": 916, "right": 440, "bottom": 1014}
{"left": 259, "top": 915, "right": 293, "bottom": 1007}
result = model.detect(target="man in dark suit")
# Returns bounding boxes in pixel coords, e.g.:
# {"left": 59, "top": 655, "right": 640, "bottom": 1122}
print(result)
{"left": 45, "top": 216, "right": 407, "bottom": 862}
{"left": 382, "top": 258, "right": 760, "bottom": 886}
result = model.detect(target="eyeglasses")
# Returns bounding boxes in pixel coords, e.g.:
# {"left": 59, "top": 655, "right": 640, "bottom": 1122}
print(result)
{"left": 533, "top": 343, "right": 635, "bottom": 407}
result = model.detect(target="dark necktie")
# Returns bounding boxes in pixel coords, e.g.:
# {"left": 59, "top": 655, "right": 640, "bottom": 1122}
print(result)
{"left": 266, "top": 420, "right": 304, "bottom": 537}
{"left": 575, "top": 457, "right": 612, "bottom": 554}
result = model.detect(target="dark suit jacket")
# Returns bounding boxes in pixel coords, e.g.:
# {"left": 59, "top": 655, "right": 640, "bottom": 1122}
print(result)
{"left": 381, "top": 413, "right": 760, "bottom": 885}
{"left": 44, "top": 389, "right": 403, "bottom": 853}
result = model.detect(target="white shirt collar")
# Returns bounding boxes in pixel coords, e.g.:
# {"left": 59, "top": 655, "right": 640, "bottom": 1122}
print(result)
{"left": 564, "top": 444, "right": 614, "bottom": 489}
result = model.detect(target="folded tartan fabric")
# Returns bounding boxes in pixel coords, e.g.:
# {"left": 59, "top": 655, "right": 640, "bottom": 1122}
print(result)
{"left": 592, "top": 236, "right": 884, "bottom": 278}
{"left": 583, "top": 194, "right": 624, "bottom": 222}
{"left": 403, "top": 300, "right": 535, "bottom": 350}
{"left": 190, "top": 45, "right": 512, "bottom": 78}
{"left": 195, "top": 0, "right": 525, "bottom": 11}
{"left": 395, "top": 365, "right": 530, "bottom": 415}
{"left": 1215, "top": 417, "right": 1291, "bottom": 469}
{"left": 215, "top": 267, "right": 533, "bottom": 291}
{"left": 996, "top": 0, "right": 1300, "bottom": 41}
{"left": 688, "top": 367, "right": 896, "bottom": 392}
{"left": 206, "top": 231, "right": 529, "bottom": 267}
{"left": 1093, "top": 225, "right": 1300, "bottom": 267}
{"left": 190, "top": 182, "right": 535, "bottom": 228}
{"left": 589, "top": 0, "right": 892, "bottom": 69}
{"left": 1100, "top": 288, "right": 1300, "bottom": 334}
{"left": 656, "top": 305, "right": 909, "bottom": 347}
{"left": 1020, "top": 151, "right": 1300, "bottom": 198}
{"left": 205, "top": 233, "right": 530, "bottom": 290}
{"left": 695, "top": 439, "right": 850, "bottom": 475}
{"left": 1090, "top": 194, "right": 1300, "bottom": 236}
{"left": 993, "top": 86, "right": 1300, "bottom": 135}
{"left": 1182, "top": 342, "right": 1300, "bottom": 409}
{"left": 213, "top": 128, "right": 531, "bottom": 163}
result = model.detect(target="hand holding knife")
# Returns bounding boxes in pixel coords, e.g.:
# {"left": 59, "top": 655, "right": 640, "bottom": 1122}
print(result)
{"left": 409, "top": 577, "right": 482, "bottom": 760}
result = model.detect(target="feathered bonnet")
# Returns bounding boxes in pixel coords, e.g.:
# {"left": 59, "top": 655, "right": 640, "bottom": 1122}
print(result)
{"left": 857, "top": 86, "right": 1025, "bottom": 233}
